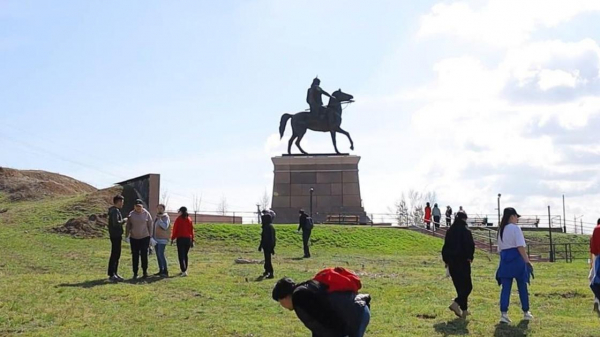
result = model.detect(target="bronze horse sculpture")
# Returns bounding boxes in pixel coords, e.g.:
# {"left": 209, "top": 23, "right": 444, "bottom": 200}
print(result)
{"left": 279, "top": 89, "right": 355, "bottom": 155}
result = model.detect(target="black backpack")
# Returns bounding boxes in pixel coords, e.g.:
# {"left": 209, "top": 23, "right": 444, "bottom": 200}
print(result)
{"left": 306, "top": 216, "right": 314, "bottom": 230}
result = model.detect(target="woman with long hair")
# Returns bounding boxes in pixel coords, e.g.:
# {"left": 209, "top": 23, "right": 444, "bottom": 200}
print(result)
{"left": 170, "top": 206, "right": 194, "bottom": 277}
{"left": 496, "top": 207, "right": 533, "bottom": 324}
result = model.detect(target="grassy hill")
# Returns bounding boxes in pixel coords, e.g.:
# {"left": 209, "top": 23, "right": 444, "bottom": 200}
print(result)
{"left": 0, "top": 193, "right": 598, "bottom": 336}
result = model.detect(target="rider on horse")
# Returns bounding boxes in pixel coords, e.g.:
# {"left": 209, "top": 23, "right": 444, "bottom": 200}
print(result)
{"left": 306, "top": 77, "right": 331, "bottom": 117}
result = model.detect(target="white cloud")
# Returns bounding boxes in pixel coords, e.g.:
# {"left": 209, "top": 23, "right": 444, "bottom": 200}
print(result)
{"left": 537, "top": 69, "right": 578, "bottom": 90}
{"left": 418, "top": 0, "right": 600, "bottom": 47}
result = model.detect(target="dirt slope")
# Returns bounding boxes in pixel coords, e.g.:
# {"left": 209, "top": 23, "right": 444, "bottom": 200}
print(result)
{"left": 0, "top": 167, "right": 97, "bottom": 201}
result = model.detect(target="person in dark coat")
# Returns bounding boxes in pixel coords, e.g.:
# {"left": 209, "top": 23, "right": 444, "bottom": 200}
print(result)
{"left": 442, "top": 211, "right": 475, "bottom": 318}
{"left": 259, "top": 210, "right": 276, "bottom": 279}
{"left": 107, "top": 195, "right": 127, "bottom": 282}
{"left": 272, "top": 277, "right": 371, "bottom": 337}
{"left": 298, "top": 209, "right": 312, "bottom": 258}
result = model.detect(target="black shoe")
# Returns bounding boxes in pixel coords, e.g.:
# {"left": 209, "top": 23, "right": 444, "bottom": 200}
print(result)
{"left": 132, "top": 274, "right": 138, "bottom": 280}
{"left": 262, "top": 271, "right": 269, "bottom": 277}
{"left": 303, "top": 255, "right": 311, "bottom": 258}
{"left": 265, "top": 273, "right": 274, "bottom": 279}
{"left": 142, "top": 273, "right": 148, "bottom": 279}
{"left": 154, "top": 271, "right": 163, "bottom": 276}
{"left": 114, "top": 274, "right": 125, "bottom": 282}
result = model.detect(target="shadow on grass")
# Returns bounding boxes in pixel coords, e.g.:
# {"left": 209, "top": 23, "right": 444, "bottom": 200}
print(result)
{"left": 493, "top": 320, "right": 529, "bottom": 337}
{"left": 283, "top": 257, "right": 307, "bottom": 261}
{"left": 433, "top": 318, "right": 469, "bottom": 336}
{"left": 57, "top": 276, "right": 168, "bottom": 288}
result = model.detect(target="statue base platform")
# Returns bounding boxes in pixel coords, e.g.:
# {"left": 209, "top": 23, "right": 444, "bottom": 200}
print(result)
{"left": 270, "top": 155, "right": 368, "bottom": 224}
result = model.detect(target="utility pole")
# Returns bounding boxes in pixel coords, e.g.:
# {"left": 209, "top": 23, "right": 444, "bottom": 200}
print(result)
{"left": 497, "top": 193, "right": 502, "bottom": 226}
{"left": 548, "top": 206, "right": 554, "bottom": 262}
{"left": 562, "top": 194, "right": 566, "bottom": 233}
{"left": 309, "top": 187, "right": 314, "bottom": 217}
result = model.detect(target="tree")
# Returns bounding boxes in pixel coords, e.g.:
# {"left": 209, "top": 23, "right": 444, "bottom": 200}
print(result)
{"left": 217, "top": 196, "right": 228, "bottom": 215}
{"left": 389, "top": 193, "right": 409, "bottom": 226}
{"left": 192, "top": 194, "right": 202, "bottom": 223}
{"left": 258, "top": 189, "right": 270, "bottom": 210}
{"left": 160, "top": 189, "right": 170, "bottom": 210}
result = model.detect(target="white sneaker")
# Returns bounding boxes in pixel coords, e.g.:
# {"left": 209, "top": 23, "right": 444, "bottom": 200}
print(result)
{"left": 180, "top": 271, "right": 188, "bottom": 277}
{"left": 499, "top": 312, "right": 511, "bottom": 324}
{"left": 523, "top": 311, "right": 534, "bottom": 320}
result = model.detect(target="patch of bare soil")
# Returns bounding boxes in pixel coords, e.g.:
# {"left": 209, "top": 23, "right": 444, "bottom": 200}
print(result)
{"left": 51, "top": 214, "right": 108, "bottom": 238}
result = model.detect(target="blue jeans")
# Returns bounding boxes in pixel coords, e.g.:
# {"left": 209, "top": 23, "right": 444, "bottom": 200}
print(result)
{"left": 500, "top": 277, "right": 529, "bottom": 312}
{"left": 155, "top": 243, "right": 167, "bottom": 272}
{"left": 355, "top": 305, "right": 371, "bottom": 337}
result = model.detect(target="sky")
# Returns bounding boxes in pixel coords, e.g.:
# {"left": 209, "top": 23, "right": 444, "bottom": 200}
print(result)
{"left": 1, "top": 0, "right": 600, "bottom": 229}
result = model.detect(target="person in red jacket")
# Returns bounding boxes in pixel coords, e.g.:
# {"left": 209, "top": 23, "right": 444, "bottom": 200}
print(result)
{"left": 424, "top": 202, "right": 432, "bottom": 230}
{"left": 590, "top": 218, "right": 600, "bottom": 315}
{"left": 171, "top": 206, "right": 195, "bottom": 277}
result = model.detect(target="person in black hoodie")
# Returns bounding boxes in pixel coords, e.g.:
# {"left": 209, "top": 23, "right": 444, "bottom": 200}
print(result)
{"left": 272, "top": 277, "right": 371, "bottom": 337}
{"left": 298, "top": 209, "right": 312, "bottom": 258}
{"left": 107, "top": 195, "right": 127, "bottom": 282}
{"left": 442, "top": 211, "right": 475, "bottom": 318}
{"left": 259, "top": 210, "right": 276, "bottom": 279}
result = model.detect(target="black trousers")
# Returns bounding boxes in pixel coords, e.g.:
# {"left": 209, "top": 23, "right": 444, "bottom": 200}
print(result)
{"left": 446, "top": 217, "right": 451, "bottom": 227}
{"left": 591, "top": 284, "right": 600, "bottom": 300}
{"left": 448, "top": 261, "right": 472, "bottom": 311}
{"left": 107, "top": 237, "right": 122, "bottom": 277}
{"left": 176, "top": 238, "right": 191, "bottom": 272}
{"left": 130, "top": 237, "right": 150, "bottom": 275}
{"left": 302, "top": 229, "right": 312, "bottom": 257}
{"left": 263, "top": 249, "right": 273, "bottom": 274}
{"left": 433, "top": 216, "right": 441, "bottom": 229}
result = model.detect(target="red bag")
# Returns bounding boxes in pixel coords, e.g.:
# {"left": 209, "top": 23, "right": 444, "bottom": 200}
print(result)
{"left": 314, "top": 267, "right": 362, "bottom": 293}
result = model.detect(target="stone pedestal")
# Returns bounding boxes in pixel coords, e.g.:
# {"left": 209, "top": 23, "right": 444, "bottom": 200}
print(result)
{"left": 271, "top": 155, "right": 367, "bottom": 224}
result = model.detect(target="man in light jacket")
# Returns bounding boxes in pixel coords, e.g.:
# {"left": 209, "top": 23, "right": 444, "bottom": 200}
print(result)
{"left": 126, "top": 199, "right": 153, "bottom": 279}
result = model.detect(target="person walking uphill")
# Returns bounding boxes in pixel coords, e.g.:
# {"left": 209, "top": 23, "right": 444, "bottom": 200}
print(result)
{"left": 259, "top": 210, "right": 276, "bottom": 279}
{"left": 125, "top": 199, "right": 153, "bottom": 279}
{"left": 153, "top": 204, "right": 170, "bottom": 277}
{"left": 432, "top": 203, "right": 442, "bottom": 230}
{"left": 424, "top": 202, "right": 432, "bottom": 230}
{"left": 445, "top": 206, "right": 453, "bottom": 227}
{"left": 107, "top": 195, "right": 127, "bottom": 282}
{"left": 171, "top": 206, "right": 194, "bottom": 277}
{"left": 496, "top": 207, "right": 534, "bottom": 324}
{"left": 442, "top": 212, "right": 475, "bottom": 319}
{"left": 298, "top": 209, "right": 313, "bottom": 258}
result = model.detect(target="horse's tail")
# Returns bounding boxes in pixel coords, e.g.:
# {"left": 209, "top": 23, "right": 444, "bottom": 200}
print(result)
{"left": 279, "top": 114, "right": 292, "bottom": 139}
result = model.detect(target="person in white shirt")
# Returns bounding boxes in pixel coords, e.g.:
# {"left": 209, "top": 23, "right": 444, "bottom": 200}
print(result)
{"left": 495, "top": 207, "right": 534, "bottom": 324}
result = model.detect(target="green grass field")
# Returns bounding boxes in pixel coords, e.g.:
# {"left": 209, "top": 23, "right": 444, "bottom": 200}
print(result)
{"left": 1, "top": 194, "right": 599, "bottom": 336}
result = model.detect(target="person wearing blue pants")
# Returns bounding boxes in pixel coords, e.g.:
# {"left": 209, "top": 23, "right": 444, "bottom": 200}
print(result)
{"left": 153, "top": 204, "right": 171, "bottom": 277}
{"left": 496, "top": 207, "right": 534, "bottom": 324}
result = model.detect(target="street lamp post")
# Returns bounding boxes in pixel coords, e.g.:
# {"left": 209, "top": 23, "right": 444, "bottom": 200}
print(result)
{"left": 310, "top": 187, "right": 314, "bottom": 217}
{"left": 497, "top": 194, "right": 502, "bottom": 226}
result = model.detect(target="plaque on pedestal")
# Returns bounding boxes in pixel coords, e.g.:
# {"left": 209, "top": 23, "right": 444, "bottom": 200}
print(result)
{"left": 270, "top": 155, "right": 368, "bottom": 224}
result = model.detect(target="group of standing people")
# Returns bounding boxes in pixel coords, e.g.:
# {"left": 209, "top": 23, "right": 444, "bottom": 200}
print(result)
{"left": 107, "top": 195, "right": 195, "bottom": 281}
{"left": 424, "top": 203, "right": 467, "bottom": 230}
{"left": 442, "top": 207, "right": 534, "bottom": 323}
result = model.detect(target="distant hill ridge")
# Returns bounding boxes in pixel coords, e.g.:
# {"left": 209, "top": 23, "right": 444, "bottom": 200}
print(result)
{"left": 0, "top": 167, "right": 97, "bottom": 201}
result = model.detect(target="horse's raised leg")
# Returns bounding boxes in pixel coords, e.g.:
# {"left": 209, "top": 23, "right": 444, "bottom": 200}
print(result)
{"left": 330, "top": 131, "right": 341, "bottom": 154}
{"left": 336, "top": 127, "right": 354, "bottom": 151}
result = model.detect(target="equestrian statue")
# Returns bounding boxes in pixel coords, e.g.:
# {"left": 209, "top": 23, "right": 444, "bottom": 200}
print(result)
{"left": 279, "top": 77, "right": 355, "bottom": 155}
